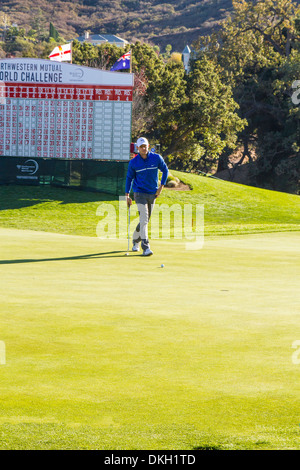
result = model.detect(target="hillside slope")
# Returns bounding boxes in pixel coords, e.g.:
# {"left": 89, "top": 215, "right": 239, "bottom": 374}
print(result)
{"left": 0, "top": 172, "right": 299, "bottom": 238}
{"left": 0, "top": 0, "right": 234, "bottom": 50}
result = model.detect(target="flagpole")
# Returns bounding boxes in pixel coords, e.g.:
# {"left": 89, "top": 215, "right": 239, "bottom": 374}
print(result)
{"left": 70, "top": 41, "right": 73, "bottom": 64}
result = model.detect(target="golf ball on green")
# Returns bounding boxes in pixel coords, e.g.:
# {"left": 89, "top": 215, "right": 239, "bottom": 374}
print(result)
{"left": 161, "top": 264, "right": 164, "bottom": 268}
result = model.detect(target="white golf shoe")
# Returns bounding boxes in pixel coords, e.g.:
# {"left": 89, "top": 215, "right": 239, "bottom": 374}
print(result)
{"left": 132, "top": 242, "right": 140, "bottom": 252}
{"left": 143, "top": 248, "right": 153, "bottom": 256}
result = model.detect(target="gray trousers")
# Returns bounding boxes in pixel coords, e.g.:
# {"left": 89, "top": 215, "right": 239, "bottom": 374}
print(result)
{"left": 132, "top": 192, "right": 156, "bottom": 251}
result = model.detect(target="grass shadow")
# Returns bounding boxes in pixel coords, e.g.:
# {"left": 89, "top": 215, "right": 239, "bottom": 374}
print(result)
{"left": 0, "top": 184, "right": 117, "bottom": 211}
{"left": 192, "top": 445, "right": 224, "bottom": 450}
{"left": 0, "top": 251, "right": 131, "bottom": 265}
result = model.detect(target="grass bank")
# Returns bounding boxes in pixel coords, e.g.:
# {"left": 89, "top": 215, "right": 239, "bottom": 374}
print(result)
{"left": 0, "top": 171, "right": 299, "bottom": 237}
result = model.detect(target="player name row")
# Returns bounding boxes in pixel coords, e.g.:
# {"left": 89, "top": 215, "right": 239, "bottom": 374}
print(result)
{"left": 0, "top": 84, "right": 133, "bottom": 101}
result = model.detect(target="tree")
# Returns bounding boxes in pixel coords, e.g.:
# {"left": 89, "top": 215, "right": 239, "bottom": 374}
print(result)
{"left": 131, "top": 68, "right": 155, "bottom": 137}
{"left": 229, "top": 0, "right": 300, "bottom": 58}
{"left": 0, "top": 13, "right": 11, "bottom": 42}
{"left": 152, "top": 56, "right": 246, "bottom": 167}
{"left": 193, "top": 0, "right": 300, "bottom": 192}
{"left": 49, "top": 22, "right": 59, "bottom": 41}
{"left": 30, "top": 9, "right": 48, "bottom": 41}
{"left": 170, "top": 52, "right": 182, "bottom": 64}
{"left": 72, "top": 41, "right": 128, "bottom": 69}
{"left": 130, "top": 42, "right": 165, "bottom": 141}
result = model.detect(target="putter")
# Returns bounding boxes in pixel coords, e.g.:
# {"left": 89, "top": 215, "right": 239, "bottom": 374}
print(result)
{"left": 126, "top": 204, "right": 131, "bottom": 255}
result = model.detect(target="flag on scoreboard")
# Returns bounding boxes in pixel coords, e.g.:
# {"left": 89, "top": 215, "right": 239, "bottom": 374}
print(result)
{"left": 49, "top": 43, "right": 72, "bottom": 62}
{"left": 110, "top": 51, "right": 131, "bottom": 72}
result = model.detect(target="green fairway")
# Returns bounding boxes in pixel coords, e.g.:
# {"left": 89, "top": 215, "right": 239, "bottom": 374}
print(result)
{"left": 0, "top": 226, "right": 300, "bottom": 449}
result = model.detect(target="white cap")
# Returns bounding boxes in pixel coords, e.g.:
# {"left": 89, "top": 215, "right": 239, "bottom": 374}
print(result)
{"left": 136, "top": 137, "right": 149, "bottom": 147}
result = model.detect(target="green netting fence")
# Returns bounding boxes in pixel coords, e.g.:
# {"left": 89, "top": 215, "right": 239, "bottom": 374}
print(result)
{"left": 0, "top": 157, "right": 128, "bottom": 195}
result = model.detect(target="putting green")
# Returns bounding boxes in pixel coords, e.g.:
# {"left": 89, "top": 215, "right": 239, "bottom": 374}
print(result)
{"left": 0, "top": 227, "right": 300, "bottom": 449}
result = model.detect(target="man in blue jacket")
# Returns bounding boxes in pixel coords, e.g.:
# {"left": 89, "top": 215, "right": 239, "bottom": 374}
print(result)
{"left": 125, "top": 137, "right": 169, "bottom": 256}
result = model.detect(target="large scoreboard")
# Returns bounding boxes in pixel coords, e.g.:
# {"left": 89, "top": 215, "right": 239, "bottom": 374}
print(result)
{"left": 0, "top": 58, "right": 134, "bottom": 161}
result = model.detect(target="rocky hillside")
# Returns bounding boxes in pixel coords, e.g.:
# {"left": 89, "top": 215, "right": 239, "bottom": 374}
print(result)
{"left": 1, "top": 0, "right": 234, "bottom": 50}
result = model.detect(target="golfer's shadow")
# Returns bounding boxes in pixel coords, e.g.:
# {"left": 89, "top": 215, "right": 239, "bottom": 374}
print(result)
{"left": 0, "top": 250, "right": 129, "bottom": 265}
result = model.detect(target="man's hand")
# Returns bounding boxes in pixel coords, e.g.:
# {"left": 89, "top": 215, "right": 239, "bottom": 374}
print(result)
{"left": 155, "top": 185, "right": 164, "bottom": 198}
{"left": 125, "top": 195, "right": 132, "bottom": 207}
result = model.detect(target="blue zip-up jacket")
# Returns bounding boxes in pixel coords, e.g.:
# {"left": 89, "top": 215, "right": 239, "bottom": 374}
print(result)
{"left": 125, "top": 152, "right": 169, "bottom": 194}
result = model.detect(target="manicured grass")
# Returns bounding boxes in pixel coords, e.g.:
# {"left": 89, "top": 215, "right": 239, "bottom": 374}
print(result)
{"left": 0, "top": 170, "right": 299, "bottom": 238}
{"left": 0, "top": 229, "right": 300, "bottom": 450}
{"left": 0, "top": 174, "right": 299, "bottom": 449}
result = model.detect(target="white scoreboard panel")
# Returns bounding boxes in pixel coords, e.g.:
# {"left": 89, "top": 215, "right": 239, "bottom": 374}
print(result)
{"left": 0, "top": 59, "right": 134, "bottom": 161}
